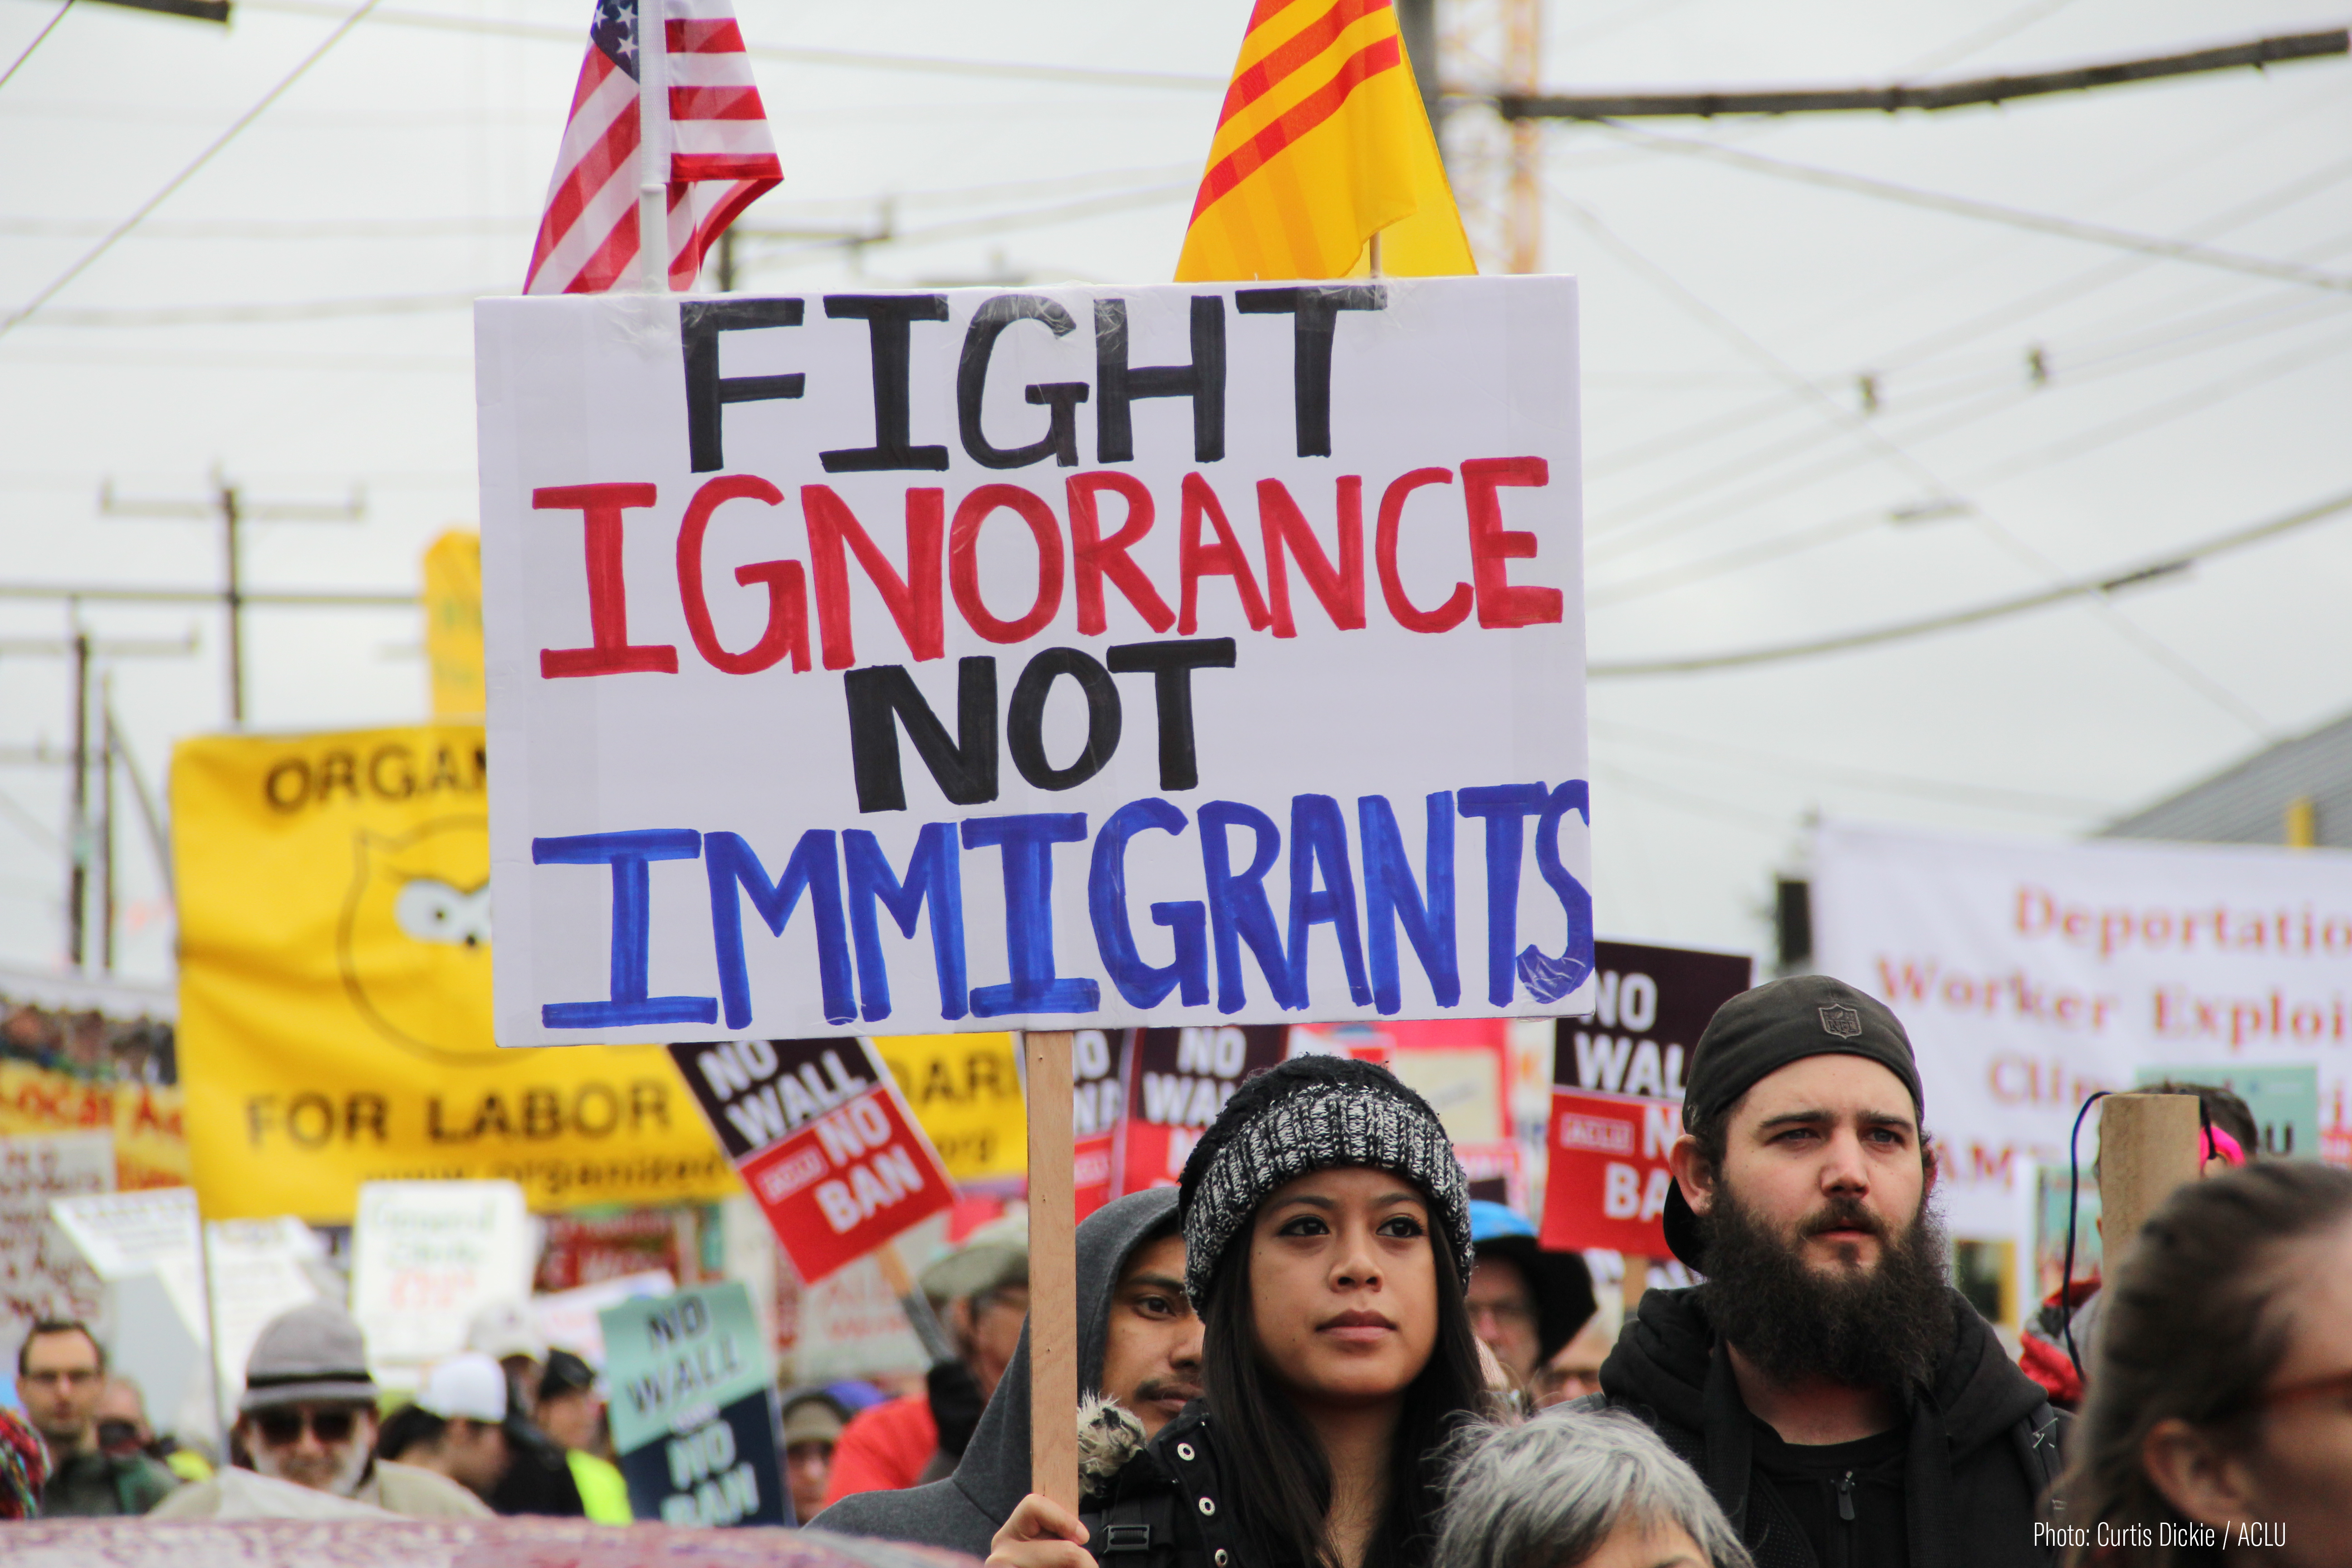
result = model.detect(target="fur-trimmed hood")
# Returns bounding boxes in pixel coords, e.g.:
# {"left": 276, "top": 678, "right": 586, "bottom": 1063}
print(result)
{"left": 811, "top": 1187, "right": 1182, "bottom": 1555}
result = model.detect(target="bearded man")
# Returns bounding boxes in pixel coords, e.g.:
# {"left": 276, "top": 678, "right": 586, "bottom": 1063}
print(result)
{"left": 1589, "top": 975, "right": 2065, "bottom": 1568}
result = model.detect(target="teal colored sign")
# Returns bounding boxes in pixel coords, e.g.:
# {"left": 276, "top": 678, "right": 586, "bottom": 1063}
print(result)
{"left": 599, "top": 1280, "right": 771, "bottom": 1458}
{"left": 2136, "top": 1064, "right": 2321, "bottom": 1161}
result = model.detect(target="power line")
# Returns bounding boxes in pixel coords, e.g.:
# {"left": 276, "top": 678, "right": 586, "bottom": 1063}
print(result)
{"left": 1590, "top": 487, "right": 2352, "bottom": 678}
{"left": 1592, "top": 719, "right": 2114, "bottom": 815}
{"left": 1586, "top": 291, "right": 2352, "bottom": 573}
{"left": 0, "top": 0, "right": 385, "bottom": 341}
{"left": 1592, "top": 122, "right": 2352, "bottom": 295}
{"left": 238, "top": 0, "right": 1222, "bottom": 90}
{"left": 0, "top": 0, "right": 73, "bottom": 93}
{"left": 1497, "top": 27, "right": 2346, "bottom": 119}
{"left": 1592, "top": 760, "right": 1792, "bottom": 834}
{"left": 1589, "top": 325, "right": 2352, "bottom": 608}
{"left": 1579, "top": 155, "right": 2352, "bottom": 489}
{"left": 19, "top": 180, "right": 1195, "bottom": 326}
{"left": 1892, "top": 0, "right": 2086, "bottom": 79}
{"left": 1587, "top": 270, "right": 2351, "bottom": 564}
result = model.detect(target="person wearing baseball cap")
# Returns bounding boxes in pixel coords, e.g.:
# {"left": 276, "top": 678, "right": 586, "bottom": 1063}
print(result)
{"left": 377, "top": 1352, "right": 516, "bottom": 1505}
{"left": 1586, "top": 975, "right": 2066, "bottom": 1568}
{"left": 150, "top": 1303, "right": 490, "bottom": 1519}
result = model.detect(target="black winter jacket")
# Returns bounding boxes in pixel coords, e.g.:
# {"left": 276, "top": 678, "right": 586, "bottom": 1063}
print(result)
{"left": 1082, "top": 1405, "right": 1250, "bottom": 1568}
{"left": 1592, "top": 1285, "right": 2067, "bottom": 1568}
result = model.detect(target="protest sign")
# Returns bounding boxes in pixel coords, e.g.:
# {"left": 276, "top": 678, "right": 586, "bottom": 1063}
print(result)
{"left": 869, "top": 1032, "right": 1027, "bottom": 1185}
{"left": 1537, "top": 1090, "right": 1680, "bottom": 1254}
{"left": 2135, "top": 1062, "right": 2320, "bottom": 1161}
{"left": 50, "top": 1188, "right": 213, "bottom": 1442}
{"left": 1070, "top": 1028, "right": 1122, "bottom": 1219}
{"left": 1, "top": 1131, "right": 113, "bottom": 1359}
{"left": 0, "top": 1058, "right": 187, "bottom": 1191}
{"left": 476, "top": 276, "right": 1592, "bottom": 1044}
{"left": 204, "top": 1217, "right": 323, "bottom": 1413}
{"left": 1552, "top": 940, "right": 1752, "bottom": 1102}
{"left": 533, "top": 1270, "right": 676, "bottom": 1368}
{"left": 424, "top": 529, "right": 486, "bottom": 718}
{"left": 669, "top": 1038, "right": 954, "bottom": 1283}
{"left": 173, "top": 725, "right": 739, "bottom": 1220}
{"left": 601, "top": 1281, "right": 788, "bottom": 1527}
{"left": 351, "top": 1180, "right": 533, "bottom": 1382}
{"left": 1113, "top": 1026, "right": 1289, "bottom": 1196}
{"left": 1540, "top": 941, "right": 1751, "bottom": 1254}
{"left": 1813, "top": 821, "right": 2352, "bottom": 1234}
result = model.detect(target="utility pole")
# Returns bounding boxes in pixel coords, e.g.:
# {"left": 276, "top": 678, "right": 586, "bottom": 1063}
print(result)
{"left": 0, "top": 627, "right": 194, "bottom": 970}
{"left": 98, "top": 670, "right": 116, "bottom": 974}
{"left": 99, "top": 469, "right": 364, "bottom": 725}
{"left": 68, "top": 630, "right": 89, "bottom": 970}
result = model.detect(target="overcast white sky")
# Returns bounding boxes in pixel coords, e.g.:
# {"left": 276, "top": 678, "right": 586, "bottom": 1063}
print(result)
{"left": 1, "top": 0, "right": 2347, "bottom": 987}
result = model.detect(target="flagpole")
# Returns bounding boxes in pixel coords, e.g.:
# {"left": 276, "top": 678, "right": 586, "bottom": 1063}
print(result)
{"left": 637, "top": 0, "right": 670, "bottom": 292}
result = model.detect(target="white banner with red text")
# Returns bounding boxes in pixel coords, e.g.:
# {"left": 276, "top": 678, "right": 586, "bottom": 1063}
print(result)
{"left": 1812, "top": 820, "right": 2352, "bottom": 1236}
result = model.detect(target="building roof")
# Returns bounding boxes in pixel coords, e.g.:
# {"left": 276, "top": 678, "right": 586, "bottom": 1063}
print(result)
{"left": 2102, "top": 708, "right": 2352, "bottom": 849}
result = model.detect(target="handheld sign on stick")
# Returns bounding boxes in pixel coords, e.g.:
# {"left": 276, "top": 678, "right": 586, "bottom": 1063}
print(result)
{"left": 601, "top": 1280, "right": 787, "bottom": 1526}
{"left": 1540, "top": 944, "right": 1749, "bottom": 1275}
{"left": 668, "top": 1037, "right": 955, "bottom": 1284}
{"left": 1026, "top": 1031, "right": 1081, "bottom": 1512}
{"left": 2097, "top": 1092, "right": 2203, "bottom": 1270}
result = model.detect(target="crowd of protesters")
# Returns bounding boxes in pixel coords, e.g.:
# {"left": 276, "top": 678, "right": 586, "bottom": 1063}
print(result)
{"left": 6, "top": 973, "right": 2350, "bottom": 1568}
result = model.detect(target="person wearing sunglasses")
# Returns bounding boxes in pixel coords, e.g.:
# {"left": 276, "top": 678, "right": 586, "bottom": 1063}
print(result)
{"left": 151, "top": 1302, "right": 491, "bottom": 1519}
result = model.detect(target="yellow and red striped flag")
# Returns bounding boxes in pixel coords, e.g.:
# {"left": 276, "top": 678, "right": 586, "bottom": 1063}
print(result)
{"left": 1176, "top": 0, "right": 1475, "bottom": 282}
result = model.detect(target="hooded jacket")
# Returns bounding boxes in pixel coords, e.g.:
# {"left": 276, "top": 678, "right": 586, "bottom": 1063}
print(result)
{"left": 811, "top": 1187, "right": 1183, "bottom": 1556}
{"left": 1595, "top": 1286, "right": 2065, "bottom": 1568}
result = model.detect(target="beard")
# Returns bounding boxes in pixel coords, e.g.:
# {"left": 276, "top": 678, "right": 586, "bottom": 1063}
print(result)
{"left": 252, "top": 1435, "right": 372, "bottom": 1498}
{"left": 1695, "top": 1180, "right": 1952, "bottom": 1392}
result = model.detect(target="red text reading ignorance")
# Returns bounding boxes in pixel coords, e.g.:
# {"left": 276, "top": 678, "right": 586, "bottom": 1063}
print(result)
{"left": 530, "top": 461, "right": 1563, "bottom": 680}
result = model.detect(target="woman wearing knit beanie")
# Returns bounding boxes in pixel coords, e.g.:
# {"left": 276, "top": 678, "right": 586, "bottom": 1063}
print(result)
{"left": 989, "top": 1054, "right": 1490, "bottom": 1568}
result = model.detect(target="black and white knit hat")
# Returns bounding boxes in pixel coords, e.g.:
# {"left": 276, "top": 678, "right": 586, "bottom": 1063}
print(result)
{"left": 1177, "top": 1054, "right": 1473, "bottom": 1305}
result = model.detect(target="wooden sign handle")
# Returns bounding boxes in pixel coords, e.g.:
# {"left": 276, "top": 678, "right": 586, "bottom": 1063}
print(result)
{"left": 1621, "top": 1253, "right": 1649, "bottom": 1317}
{"left": 2099, "top": 1092, "right": 2203, "bottom": 1272}
{"left": 1025, "top": 1030, "right": 1079, "bottom": 1515}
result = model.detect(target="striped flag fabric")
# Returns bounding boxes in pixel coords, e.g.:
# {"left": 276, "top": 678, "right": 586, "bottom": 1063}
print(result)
{"left": 1176, "top": 0, "right": 1474, "bottom": 282}
{"left": 524, "top": 0, "right": 783, "bottom": 295}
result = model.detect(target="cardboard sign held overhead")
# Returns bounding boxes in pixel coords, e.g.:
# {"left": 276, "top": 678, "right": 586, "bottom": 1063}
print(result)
{"left": 477, "top": 276, "right": 1592, "bottom": 1043}
{"left": 1541, "top": 941, "right": 1751, "bottom": 1256}
{"left": 670, "top": 1037, "right": 954, "bottom": 1283}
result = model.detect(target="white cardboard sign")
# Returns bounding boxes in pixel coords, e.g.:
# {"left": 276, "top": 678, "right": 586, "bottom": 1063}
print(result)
{"left": 477, "top": 277, "right": 1592, "bottom": 1043}
{"left": 350, "top": 1180, "right": 532, "bottom": 1378}
{"left": 1813, "top": 820, "right": 2352, "bottom": 1235}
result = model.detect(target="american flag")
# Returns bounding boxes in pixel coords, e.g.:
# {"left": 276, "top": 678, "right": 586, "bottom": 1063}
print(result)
{"left": 524, "top": 0, "right": 782, "bottom": 294}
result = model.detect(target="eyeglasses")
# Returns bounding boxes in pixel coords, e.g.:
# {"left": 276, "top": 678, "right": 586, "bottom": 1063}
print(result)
{"left": 251, "top": 1408, "right": 362, "bottom": 1446}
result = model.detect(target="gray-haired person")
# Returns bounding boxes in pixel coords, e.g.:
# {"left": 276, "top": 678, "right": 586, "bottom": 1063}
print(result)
{"left": 1437, "top": 1411, "right": 1752, "bottom": 1568}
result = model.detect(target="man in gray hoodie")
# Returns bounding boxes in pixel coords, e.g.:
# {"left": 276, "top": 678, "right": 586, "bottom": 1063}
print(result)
{"left": 811, "top": 1187, "right": 1197, "bottom": 1555}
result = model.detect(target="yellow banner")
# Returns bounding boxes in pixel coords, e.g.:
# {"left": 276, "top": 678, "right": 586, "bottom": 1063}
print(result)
{"left": 870, "top": 1033, "right": 1027, "bottom": 1185}
{"left": 173, "top": 724, "right": 736, "bottom": 1220}
{"left": 422, "top": 530, "right": 485, "bottom": 719}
